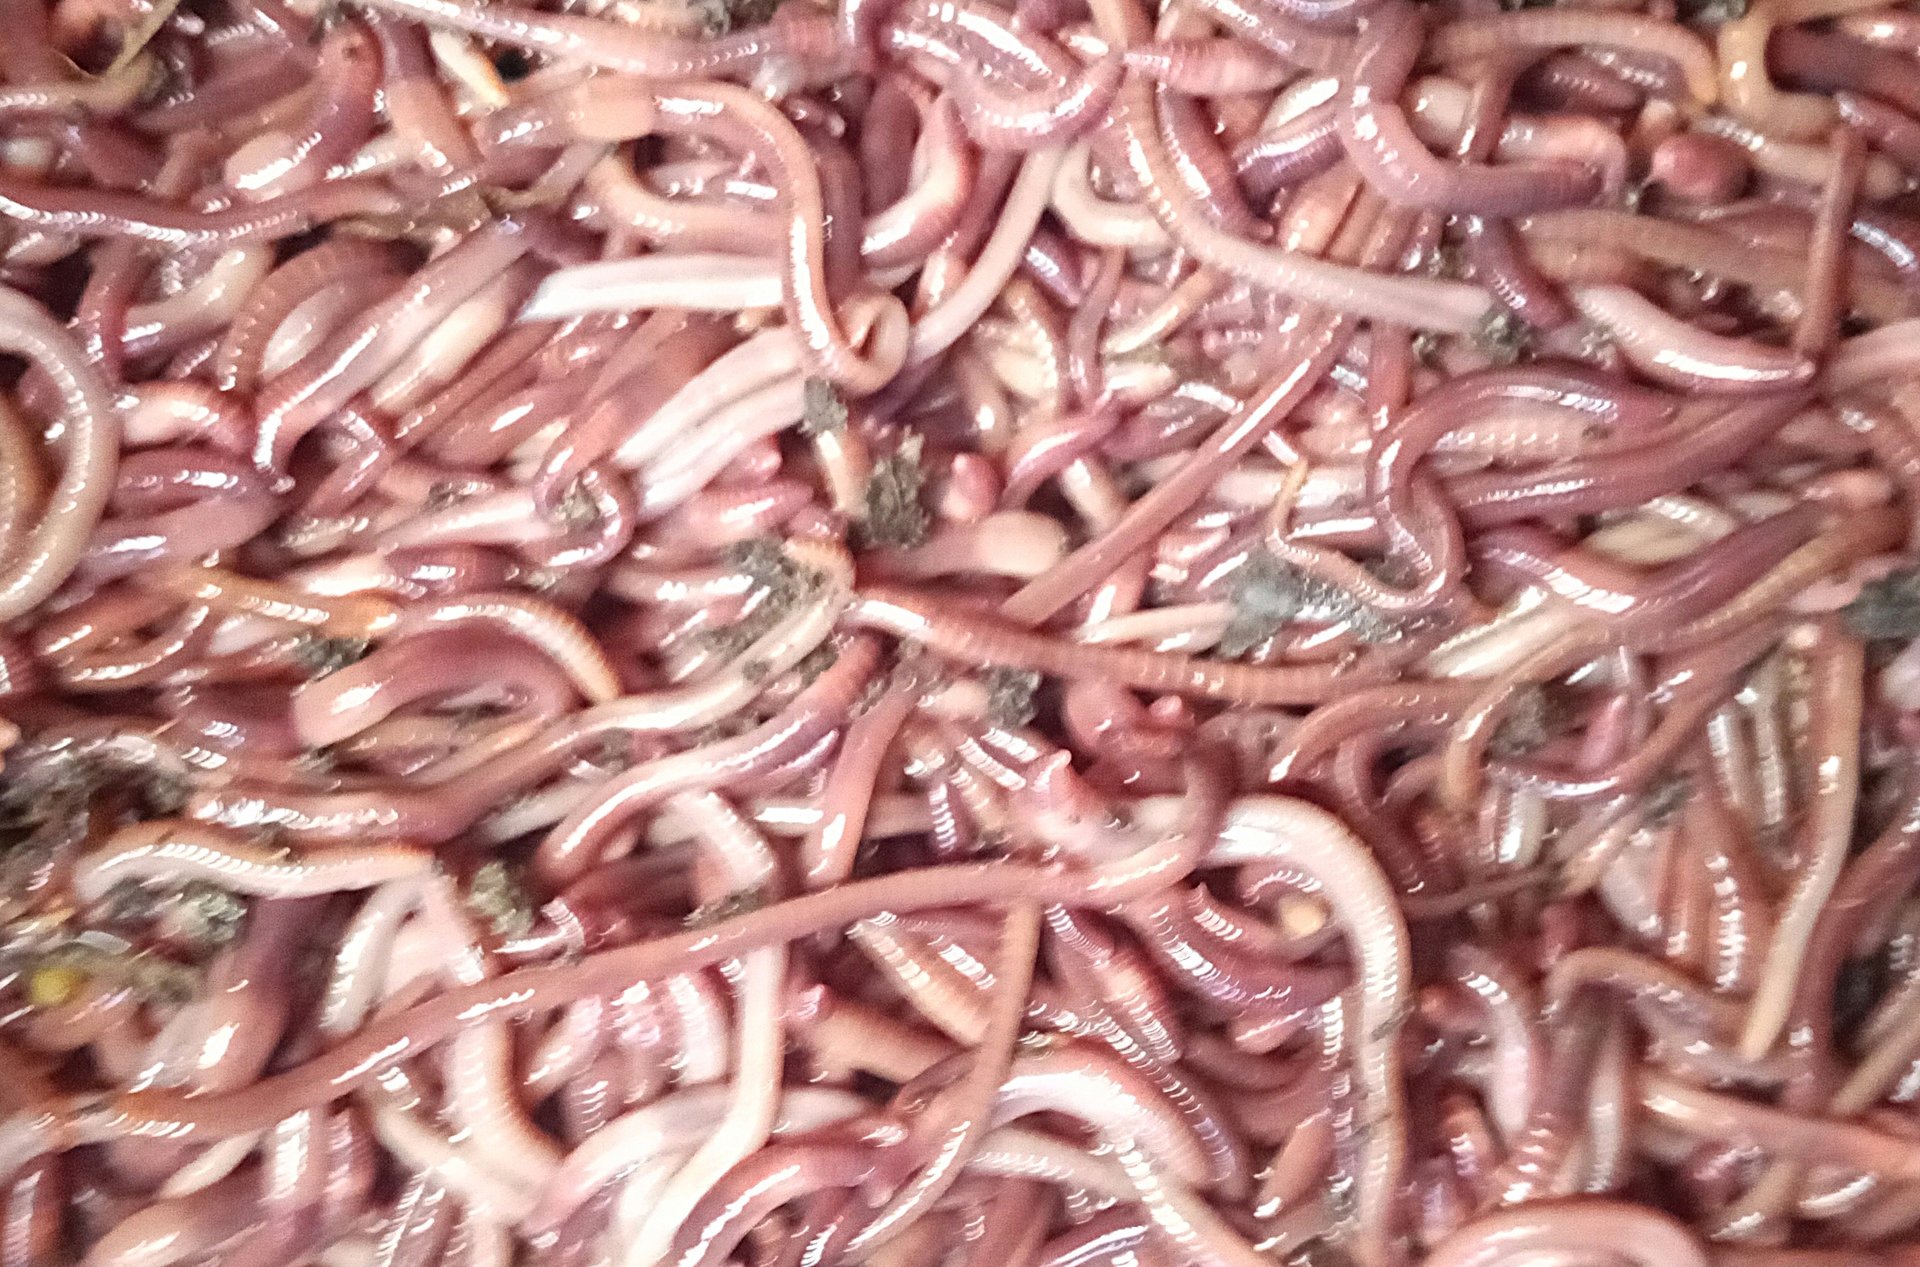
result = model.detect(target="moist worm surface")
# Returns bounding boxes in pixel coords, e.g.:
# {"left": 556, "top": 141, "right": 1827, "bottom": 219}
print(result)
{"left": 0, "top": 0, "right": 1919, "bottom": 1263}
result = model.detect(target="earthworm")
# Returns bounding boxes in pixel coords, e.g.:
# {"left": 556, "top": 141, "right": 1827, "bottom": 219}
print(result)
{"left": 0, "top": 2, "right": 1915, "bottom": 1264}
{"left": 71, "top": 821, "right": 433, "bottom": 900}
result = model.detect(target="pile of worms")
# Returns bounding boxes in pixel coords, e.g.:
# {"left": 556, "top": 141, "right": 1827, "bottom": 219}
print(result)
{"left": 11, "top": 0, "right": 1920, "bottom": 1261}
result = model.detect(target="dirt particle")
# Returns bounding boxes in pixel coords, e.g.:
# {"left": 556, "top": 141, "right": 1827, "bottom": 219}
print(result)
{"left": 984, "top": 667, "right": 1042, "bottom": 728}
{"left": 691, "top": 0, "right": 779, "bottom": 34}
{"left": 556, "top": 478, "right": 601, "bottom": 531}
{"left": 1844, "top": 567, "right": 1920, "bottom": 641}
{"left": 1218, "top": 553, "right": 1309, "bottom": 658}
{"left": 700, "top": 539, "right": 823, "bottom": 659}
{"left": 292, "top": 634, "right": 370, "bottom": 678}
{"left": 801, "top": 377, "right": 848, "bottom": 436}
{"left": 794, "top": 642, "right": 841, "bottom": 685}
{"left": 1220, "top": 553, "right": 1399, "bottom": 654}
{"left": 467, "top": 860, "right": 536, "bottom": 938}
{"left": 157, "top": 882, "right": 248, "bottom": 951}
{"left": 1489, "top": 687, "right": 1558, "bottom": 759}
{"left": 1474, "top": 309, "right": 1535, "bottom": 365}
{"left": 1644, "top": 772, "right": 1693, "bottom": 826}
{"left": 1679, "top": 0, "right": 1746, "bottom": 18}
{"left": 685, "top": 885, "right": 771, "bottom": 928}
{"left": 726, "top": 537, "right": 807, "bottom": 595}
{"left": 858, "top": 434, "right": 931, "bottom": 550}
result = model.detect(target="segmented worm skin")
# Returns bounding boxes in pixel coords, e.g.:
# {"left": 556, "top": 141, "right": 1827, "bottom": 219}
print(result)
{"left": 1340, "top": 2, "right": 1602, "bottom": 216}
{"left": 6, "top": 0, "right": 1920, "bottom": 1263}
{"left": 71, "top": 822, "right": 434, "bottom": 900}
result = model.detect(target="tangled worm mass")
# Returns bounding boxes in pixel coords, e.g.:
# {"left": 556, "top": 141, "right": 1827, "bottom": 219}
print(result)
{"left": 13, "top": 0, "right": 1920, "bottom": 1261}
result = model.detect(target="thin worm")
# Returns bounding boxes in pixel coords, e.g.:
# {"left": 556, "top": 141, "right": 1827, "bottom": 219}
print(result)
{"left": 71, "top": 821, "right": 433, "bottom": 901}
{"left": 394, "top": 591, "right": 619, "bottom": 702}
{"left": 1340, "top": 3, "right": 1600, "bottom": 216}
{"left": 0, "top": 175, "right": 405, "bottom": 246}
{"left": 1432, "top": 9, "right": 1717, "bottom": 104}
{"left": 849, "top": 588, "right": 1391, "bottom": 703}
{"left": 1740, "top": 623, "right": 1864, "bottom": 1059}
{"left": 0, "top": 289, "right": 120, "bottom": 621}
{"left": 1570, "top": 285, "right": 1814, "bottom": 394}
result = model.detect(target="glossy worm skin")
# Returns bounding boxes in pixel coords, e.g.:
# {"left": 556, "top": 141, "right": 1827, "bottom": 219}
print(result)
{"left": 0, "top": 289, "right": 119, "bottom": 621}
{"left": 1340, "top": 2, "right": 1601, "bottom": 216}
{"left": 71, "top": 822, "right": 433, "bottom": 900}
{"left": 849, "top": 588, "right": 1392, "bottom": 703}
{"left": 2, "top": 0, "right": 1920, "bottom": 1263}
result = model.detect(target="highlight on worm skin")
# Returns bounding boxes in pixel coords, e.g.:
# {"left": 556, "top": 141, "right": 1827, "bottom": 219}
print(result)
{"left": 4, "top": 0, "right": 1920, "bottom": 1265}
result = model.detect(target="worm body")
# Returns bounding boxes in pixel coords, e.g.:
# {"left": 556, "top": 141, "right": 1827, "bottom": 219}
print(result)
{"left": 0, "top": 1, "right": 1916, "bottom": 1266}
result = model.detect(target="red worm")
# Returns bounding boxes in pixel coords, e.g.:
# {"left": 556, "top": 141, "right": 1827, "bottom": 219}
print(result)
{"left": 1339, "top": 2, "right": 1601, "bottom": 216}
{"left": 1450, "top": 390, "right": 1812, "bottom": 527}
{"left": 849, "top": 588, "right": 1393, "bottom": 703}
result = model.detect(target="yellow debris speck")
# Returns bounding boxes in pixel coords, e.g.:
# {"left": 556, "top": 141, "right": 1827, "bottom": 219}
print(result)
{"left": 27, "top": 964, "right": 86, "bottom": 1009}
{"left": 1276, "top": 895, "right": 1330, "bottom": 940}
